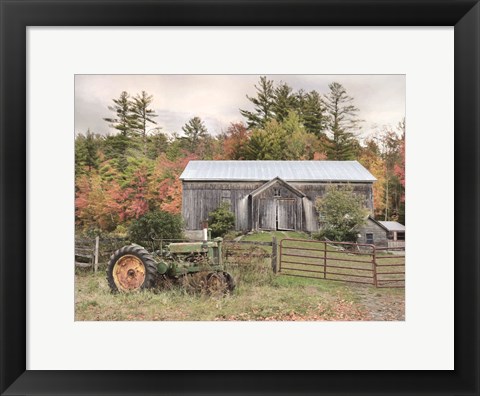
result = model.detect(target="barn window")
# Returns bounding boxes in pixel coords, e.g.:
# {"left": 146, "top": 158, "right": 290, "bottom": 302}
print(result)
{"left": 273, "top": 188, "right": 281, "bottom": 197}
{"left": 366, "top": 233, "right": 374, "bottom": 244}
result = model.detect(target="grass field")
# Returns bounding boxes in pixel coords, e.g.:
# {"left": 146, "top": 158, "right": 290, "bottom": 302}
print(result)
{"left": 75, "top": 231, "right": 405, "bottom": 321}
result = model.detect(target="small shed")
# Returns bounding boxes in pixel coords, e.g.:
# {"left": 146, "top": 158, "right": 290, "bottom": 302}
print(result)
{"left": 358, "top": 217, "right": 405, "bottom": 247}
{"left": 180, "top": 160, "right": 376, "bottom": 234}
{"left": 358, "top": 216, "right": 389, "bottom": 247}
{"left": 379, "top": 221, "right": 406, "bottom": 242}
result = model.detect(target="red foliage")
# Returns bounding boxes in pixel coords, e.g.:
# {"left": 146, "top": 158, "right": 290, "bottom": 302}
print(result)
{"left": 313, "top": 151, "right": 327, "bottom": 160}
{"left": 220, "top": 122, "right": 250, "bottom": 160}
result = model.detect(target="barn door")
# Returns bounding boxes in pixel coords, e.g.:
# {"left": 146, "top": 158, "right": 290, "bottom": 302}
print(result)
{"left": 277, "top": 199, "right": 296, "bottom": 230}
{"left": 258, "top": 198, "right": 276, "bottom": 230}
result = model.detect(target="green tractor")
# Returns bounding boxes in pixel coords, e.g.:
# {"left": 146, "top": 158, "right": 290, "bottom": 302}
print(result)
{"left": 106, "top": 233, "right": 235, "bottom": 294}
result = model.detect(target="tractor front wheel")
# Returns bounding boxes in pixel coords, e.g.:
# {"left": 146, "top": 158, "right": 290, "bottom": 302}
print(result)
{"left": 107, "top": 245, "right": 157, "bottom": 292}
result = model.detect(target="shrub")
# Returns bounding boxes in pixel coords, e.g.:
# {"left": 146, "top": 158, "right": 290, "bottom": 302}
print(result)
{"left": 128, "top": 210, "right": 183, "bottom": 243}
{"left": 315, "top": 185, "right": 368, "bottom": 242}
{"left": 208, "top": 202, "right": 235, "bottom": 238}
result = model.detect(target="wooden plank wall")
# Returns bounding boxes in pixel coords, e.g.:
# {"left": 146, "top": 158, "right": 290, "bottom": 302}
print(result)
{"left": 182, "top": 181, "right": 374, "bottom": 232}
{"left": 357, "top": 218, "right": 388, "bottom": 246}
{"left": 182, "top": 182, "right": 262, "bottom": 231}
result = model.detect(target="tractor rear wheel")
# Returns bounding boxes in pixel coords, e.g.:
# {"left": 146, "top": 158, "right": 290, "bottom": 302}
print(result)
{"left": 107, "top": 245, "right": 157, "bottom": 292}
{"left": 206, "top": 272, "right": 227, "bottom": 295}
{"left": 222, "top": 271, "right": 236, "bottom": 292}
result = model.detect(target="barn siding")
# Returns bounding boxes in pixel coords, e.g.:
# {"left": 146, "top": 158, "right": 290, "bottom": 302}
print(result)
{"left": 357, "top": 218, "right": 388, "bottom": 247}
{"left": 182, "top": 181, "right": 374, "bottom": 232}
{"left": 183, "top": 182, "right": 263, "bottom": 231}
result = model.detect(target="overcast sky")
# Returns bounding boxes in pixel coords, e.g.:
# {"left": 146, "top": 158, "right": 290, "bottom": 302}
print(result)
{"left": 75, "top": 75, "right": 405, "bottom": 139}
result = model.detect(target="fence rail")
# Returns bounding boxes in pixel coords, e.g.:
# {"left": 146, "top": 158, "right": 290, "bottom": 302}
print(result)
{"left": 278, "top": 238, "right": 404, "bottom": 288}
{"left": 223, "top": 239, "right": 276, "bottom": 271}
{"left": 75, "top": 236, "right": 277, "bottom": 272}
{"left": 75, "top": 236, "right": 404, "bottom": 287}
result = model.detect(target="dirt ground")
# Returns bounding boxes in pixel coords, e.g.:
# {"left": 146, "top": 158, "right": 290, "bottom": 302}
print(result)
{"left": 350, "top": 285, "right": 405, "bottom": 320}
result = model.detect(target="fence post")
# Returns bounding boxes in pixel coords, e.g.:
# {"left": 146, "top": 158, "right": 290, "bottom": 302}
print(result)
{"left": 372, "top": 246, "right": 378, "bottom": 287}
{"left": 323, "top": 242, "right": 327, "bottom": 279}
{"left": 94, "top": 236, "right": 100, "bottom": 273}
{"left": 271, "top": 236, "right": 278, "bottom": 273}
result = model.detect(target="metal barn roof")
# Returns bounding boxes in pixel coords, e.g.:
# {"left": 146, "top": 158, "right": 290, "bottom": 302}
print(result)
{"left": 180, "top": 160, "right": 376, "bottom": 182}
{"left": 378, "top": 221, "right": 406, "bottom": 232}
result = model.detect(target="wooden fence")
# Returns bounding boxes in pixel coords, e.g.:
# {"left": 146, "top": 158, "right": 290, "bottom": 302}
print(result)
{"left": 278, "top": 238, "right": 405, "bottom": 288}
{"left": 223, "top": 238, "right": 276, "bottom": 272}
{"left": 75, "top": 236, "right": 278, "bottom": 273}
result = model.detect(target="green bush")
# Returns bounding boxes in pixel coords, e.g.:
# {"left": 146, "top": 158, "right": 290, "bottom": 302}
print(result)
{"left": 128, "top": 210, "right": 183, "bottom": 243}
{"left": 208, "top": 202, "right": 235, "bottom": 238}
{"left": 315, "top": 185, "right": 368, "bottom": 243}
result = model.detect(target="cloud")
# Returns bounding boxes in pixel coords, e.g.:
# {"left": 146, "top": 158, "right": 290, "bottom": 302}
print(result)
{"left": 75, "top": 75, "right": 405, "bottom": 137}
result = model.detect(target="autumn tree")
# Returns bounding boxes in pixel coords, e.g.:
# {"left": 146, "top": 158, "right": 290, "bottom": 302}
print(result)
{"left": 359, "top": 138, "right": 386, "bottom": 218}
{"left": 130, "top": 91, "right": 158, "bottom": 156}
{"left": 373, "top": 128, "right": 403, "bottom": 221}
{"left": 394, "top": 135, "right": 405, "bottom": 191}
{"left": 148, "top": 154, "right": 195, "bottom": 215}
{"left": 393, "top": 119, "right": 405, "bottom": 223}
{"left": 240, "top": 76, "right": 275, "bottom": 129}
{"left": 220, "top": 122, "right": 250, "bottom": 159}
{"left": 323, "top": 82, "right": 361, "bottom": 160}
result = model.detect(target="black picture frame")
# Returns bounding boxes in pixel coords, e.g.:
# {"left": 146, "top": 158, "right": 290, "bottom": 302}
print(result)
{"left": 1, "top": 1, "right": 478, "bottom": 395}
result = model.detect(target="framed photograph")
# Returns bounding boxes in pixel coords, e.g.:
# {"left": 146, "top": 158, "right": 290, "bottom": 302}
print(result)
{"left": 1, "top": 1, "right": 478, "bottom": 395}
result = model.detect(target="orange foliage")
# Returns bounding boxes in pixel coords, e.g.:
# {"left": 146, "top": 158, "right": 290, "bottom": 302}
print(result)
{"left": 219, "top": 122, "right": 250, "bottom": 160}
{"left": 394, "top": 137, "right": 405, "bottom": 202}
{"left": 359, "top": 148, "right": 386, "bottom": 217}
{"left": 313, "top": 151, "right": 327, "bottom": 160}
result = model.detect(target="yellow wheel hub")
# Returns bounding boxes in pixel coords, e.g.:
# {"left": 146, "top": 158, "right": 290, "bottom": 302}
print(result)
{"left": 112, "top": 255, "right": 146, "bottom": 292}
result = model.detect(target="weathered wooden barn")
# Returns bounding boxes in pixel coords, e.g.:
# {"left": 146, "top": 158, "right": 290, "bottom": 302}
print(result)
{"left": 180, "top": 160, "right": 376, "bottom": 233}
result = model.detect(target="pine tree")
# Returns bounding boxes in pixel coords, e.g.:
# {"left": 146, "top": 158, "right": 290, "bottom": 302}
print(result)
{"left": 103, "top": 91, "right": 136, "bottom": 136}
{"left": 299, "top": 90, "right": 326, "bottom": 138}
{"left": 75, "top": 129, "right": 99, "bottom": 174}
{"left": 181, "top": 116, "right": 209, "bottom": 151}
{"left": 281, "top": 111, "right": 318, "bottom": 160}
{"left": 103, "top": 91, "right": 136, "bottom": 171}
{"left": 323, "top": 82, "right": 361, "bottom": 160}
{"left": 146, "top": 129, "right": 169, "bottom": 160}
{"left": 272, "top": 82, "right": 298, "bottom": 122}
{"left": 244, "top": 120, "right": 286, "bottom": 160}
{"left": 130, "top": 91, "right": 158, "bottom": 156}
{"left": 240, "top": 76, "right": 275, "bottom": 129}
